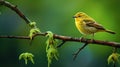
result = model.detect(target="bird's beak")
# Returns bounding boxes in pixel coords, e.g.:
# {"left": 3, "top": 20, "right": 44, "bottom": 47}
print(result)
{"left": 73, "top": 16, "right": 77, "bottom": 18}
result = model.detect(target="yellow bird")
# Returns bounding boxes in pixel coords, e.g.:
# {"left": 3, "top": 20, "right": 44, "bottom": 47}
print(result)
{"left": 73, "top": 12, "right": 115, "bottom": 37}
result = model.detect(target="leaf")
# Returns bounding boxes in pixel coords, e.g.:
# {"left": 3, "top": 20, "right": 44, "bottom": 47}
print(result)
{"left": 29, "top": 28, "right": 40, "bottom": 39}
{"left": 29, "top": 22, "right": 36, "bottom": 28}
{"left": 107, "top": 53, "right": 120, "bottom": 64}
{"left": 47, "top": 47, "right": 59, "bottom": 67}
{"left": 46, "top": 31, "right": 54, "bottom": 40}
{"left": 28, "top": 22, "right": 41, "bottom": 39}
{"left": 19, "top": 52, "right": 35, "bottom": 64}
{"left": 45, "top": 31, "right": 59, "bottom": 67}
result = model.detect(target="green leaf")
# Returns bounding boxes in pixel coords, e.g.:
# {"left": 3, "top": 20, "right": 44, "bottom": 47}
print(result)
{"left": 46, "top": 31, "right": 54, "bottom": 52}
{"left": 19, "top": 52, "right": 35, "bottom": 64}
{"left": 46, "top": 31, "right": 54, "bottom": 40}
{"left": 47, "top": 46, "right": 59, "bottom": 67}
{"left": 107, "top": 53, "right": 120, "bottom": 64}
{"left": 45, "top": 31, "right": 59, "bottom": 67}
{"left": 29, "top": 22, "right": 36, "bottom": 28}
{"left": 28, "top": 22, "right": 41, "bottom": 39}
{"left": 29, "top": 28, "right": 40, "bottom": 39}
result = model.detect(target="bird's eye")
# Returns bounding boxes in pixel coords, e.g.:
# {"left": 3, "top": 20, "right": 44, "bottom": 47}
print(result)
{"left": 78, "top": 16, "right": 81, "bottom": 17}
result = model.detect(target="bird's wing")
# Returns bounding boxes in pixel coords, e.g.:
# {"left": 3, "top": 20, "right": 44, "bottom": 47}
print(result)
{"left": 83, "top": 19, "right": 105, "bottom": 30}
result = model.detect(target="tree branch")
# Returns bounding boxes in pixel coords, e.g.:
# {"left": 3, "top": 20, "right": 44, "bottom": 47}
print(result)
{"left": 0, "top": 33, "right": 120, "bottom": 48}
{"left": 73, "top": 42, "right": 88, "bottom": 60}
{"left": 0, "top": 0, "right": 31, "bottom": 24}
{"left": 0, "top": 0, "right": 120, "bottom": 48}
{"left": 57, "top": 40, "right": 66, "bottom": 48}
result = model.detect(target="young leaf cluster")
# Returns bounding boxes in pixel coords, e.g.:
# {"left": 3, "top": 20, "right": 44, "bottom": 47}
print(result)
{"left": 108, "top": 52, "right": 120, "bottom": 64}
{"left": 19, "top": 52, "right": 35, "bottom": 64}
{"left": 29, "top": 22, "right": 41, "bottom": 39}
{"left": 46, "top": 31, "right": 59, "bottom": 67}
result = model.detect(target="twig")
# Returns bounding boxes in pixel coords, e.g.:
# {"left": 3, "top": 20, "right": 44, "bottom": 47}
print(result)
{"left": 0, "top": 0, "right": 120, "bottom": 49}
{"left": 0, "top": 33, "right": 120, "bottom": 48}
{"left": 73, "top": 42, "right": 88, "bottom": 60}
{"left": 114, "top": 62, "right": 116, "bottom": 67}
{"left": 0, "top": 35, "right": 30, "bottom": 39}
{"left": 0, "top": 0, "right": 31, "bottom": 24}
{"left": 57, "top": 40, "right": 66, "bottom": 48}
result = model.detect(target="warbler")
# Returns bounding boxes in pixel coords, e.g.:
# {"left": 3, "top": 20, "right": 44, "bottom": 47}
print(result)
{"left": 73, "top": 12, "right": 115, "bottom": 37}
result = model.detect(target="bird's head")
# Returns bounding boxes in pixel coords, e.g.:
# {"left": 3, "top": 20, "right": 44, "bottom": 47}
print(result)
{"left": 73, "top": 12, "right": 88, "bottom": 19}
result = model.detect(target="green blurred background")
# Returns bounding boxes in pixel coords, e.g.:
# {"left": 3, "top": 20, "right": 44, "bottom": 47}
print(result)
{"left": 0, "top": 0, "right": 120, "bottom": 67}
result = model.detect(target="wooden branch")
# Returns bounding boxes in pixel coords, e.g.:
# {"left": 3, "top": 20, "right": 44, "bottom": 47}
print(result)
{"left": 0, "top": 0, "right": 120, "bottom": 48}
{"left": 0, "top": 33, "right": 120, "bottom": 48}
{"left": 0, "top": 0, "right": 31, "bottom": 24}
{"left": 73, "top": 42, "right": 88, "bottom": 60}
{"left": 57, "top": 40, "right": 66, "bottom": 48}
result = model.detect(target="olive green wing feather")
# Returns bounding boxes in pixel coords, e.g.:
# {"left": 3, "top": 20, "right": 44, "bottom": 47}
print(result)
{"left": 83, "top": 19, "right": 106, "bottom": 30}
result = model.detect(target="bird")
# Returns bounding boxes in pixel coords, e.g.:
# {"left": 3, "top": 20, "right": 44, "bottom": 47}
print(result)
{"left": 73, "top": 12, "right": 115, "bottom": 38}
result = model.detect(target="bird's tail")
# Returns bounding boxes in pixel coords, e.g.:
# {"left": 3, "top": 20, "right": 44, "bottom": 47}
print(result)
{"left": 105, "top": 30, "right": 116, "bottom": 34}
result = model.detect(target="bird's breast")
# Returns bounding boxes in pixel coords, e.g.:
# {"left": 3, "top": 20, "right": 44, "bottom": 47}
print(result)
{"left": 75, "top": 21, "right": 97, "bottom": 34}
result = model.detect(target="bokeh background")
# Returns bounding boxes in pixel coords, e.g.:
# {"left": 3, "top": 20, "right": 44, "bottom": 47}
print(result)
{"left": 0, "top": 0, "right": 120, "bottom": 67}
